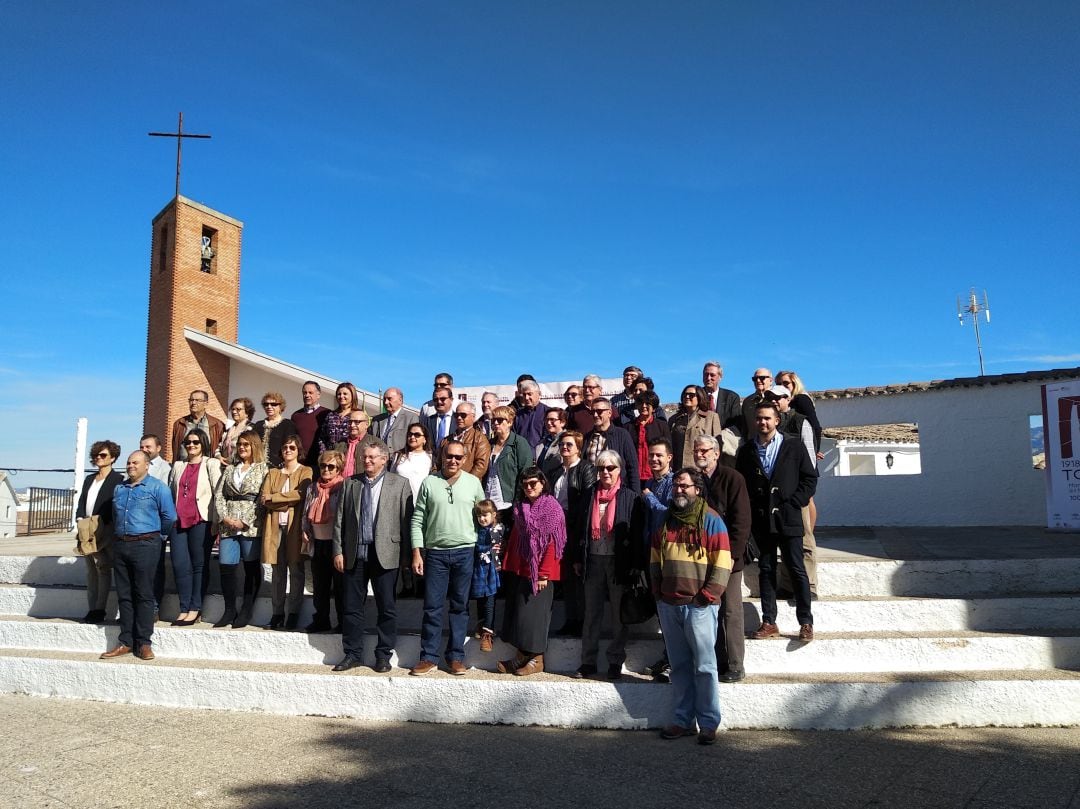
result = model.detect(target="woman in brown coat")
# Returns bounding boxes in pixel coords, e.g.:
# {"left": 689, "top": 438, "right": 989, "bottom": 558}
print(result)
{"left": 260, "top": 434, "right": 313, "bottom": 630}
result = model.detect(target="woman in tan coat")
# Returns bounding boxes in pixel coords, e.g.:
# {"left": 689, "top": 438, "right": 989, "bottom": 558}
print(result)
{"left": 669, "top": 385, "right": 723, "bottom": 469}
{"left": 260, "top": 434, "right": 313, "bottom": 630}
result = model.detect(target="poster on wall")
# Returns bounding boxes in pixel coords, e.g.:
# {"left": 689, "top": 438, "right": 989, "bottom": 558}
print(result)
{"left": 1043, "top": 380, "right": 1080, "bottom": 532}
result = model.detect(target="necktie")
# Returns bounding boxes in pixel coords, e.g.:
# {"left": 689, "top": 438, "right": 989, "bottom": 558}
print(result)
{"left": 437, "top": 415, "right": 448, "bottom": 445}
{"left": 710, "top": 392, "right": 717, "bottom": 412}
{"left": 384, "top": 413, "right": 395, "bottom": 440}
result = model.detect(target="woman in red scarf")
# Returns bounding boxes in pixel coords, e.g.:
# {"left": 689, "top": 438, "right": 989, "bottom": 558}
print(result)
{"left": 301, "top": 450, "right": 346, "bottom": 632}
{"left": 628, "top": 391, "right": 671, "bottom": 492}
{"left": 497, "top": 466, "right": 567, "bottom": 677}
{"left": 573, "top": 450, "right": 646, "bottom": 681}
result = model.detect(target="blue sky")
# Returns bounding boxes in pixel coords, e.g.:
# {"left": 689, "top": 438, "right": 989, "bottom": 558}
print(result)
{"left": 2, "top": 1, "right": 1078, "bottom": 486}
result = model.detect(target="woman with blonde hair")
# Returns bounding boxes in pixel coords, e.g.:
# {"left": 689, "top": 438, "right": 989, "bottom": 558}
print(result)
{"left": 302, "top": 449, "right": 346, "bottom": 632}
{"left": 260, "top": 433, "right": 313, "bottom": 630}
{"left": 213, "top": 430, "right": 269, "bottom": 628}
{"left": 254, "top": 391, "right": 297, "bottom": 467}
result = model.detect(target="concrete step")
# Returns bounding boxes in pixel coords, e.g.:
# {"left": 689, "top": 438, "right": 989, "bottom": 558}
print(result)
{"left": 2, "top": 616, "right": 1078, "bottom": 675}
{"left": 6, "top": 582, "right": 1079, "bottom": 636}
{"left": 8, "top": 554, "right": 1080, "bottom": 597}
{"left": 2, "top": 648, "right": 1078, "bottom": 730}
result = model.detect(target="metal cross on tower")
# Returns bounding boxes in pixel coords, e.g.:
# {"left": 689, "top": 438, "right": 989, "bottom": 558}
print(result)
{"left": 148, "top": 112, "right": 212, "bottom": 198}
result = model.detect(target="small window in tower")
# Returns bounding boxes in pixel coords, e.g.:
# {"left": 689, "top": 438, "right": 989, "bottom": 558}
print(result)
{"left": 201, "top": 226, "right": 217, "bottom": 273}
{"left": 158, "top": 224, "right": 169, "bottom": 273}
{"left": 206, "top": 319, "right": 218, "bottom": 335}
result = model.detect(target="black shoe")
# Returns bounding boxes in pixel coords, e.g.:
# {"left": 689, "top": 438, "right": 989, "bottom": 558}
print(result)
{"left": 373, "top": 658, "right": 392, "bottom": 673}
{"left": 646, "top": 655, "right": 669, "bottom": 676}
{"left": 285, "top": 614, "right": 299, "bottom": 631}
{"left": 82, "top": 609, "right": 105, "bottom": 624}
{"left": 232, "top": 597, "right": 254, "bottom": 629}
{"left": 267, "top": 614, "right": 285, "bottom": 630}
{"left": 652, "top": 666, "right": 671, "bottom": 683}
{"left": 305, "top": 619, "right": 331, "bottom": 634}
{"left": 607, "top": 664, "right": 623, "bottom": 681}
{"left": 573, "top": 664, "right": 597, "bottom": 680}
{"left": 213, "top": 609, "right": 237, "bottom": 629}
{"left": 719, "top": 669, "right": 745, "bottom": 683}
{"left": 332, "top": 655, "right": 363, "bottom": 672}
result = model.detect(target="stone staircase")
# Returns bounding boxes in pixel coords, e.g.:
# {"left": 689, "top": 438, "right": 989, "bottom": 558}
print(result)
{"left": 0, "top": 552, "right": 1078, "bottom": 730}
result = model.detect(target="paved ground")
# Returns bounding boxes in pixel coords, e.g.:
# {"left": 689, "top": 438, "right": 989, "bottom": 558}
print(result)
{"left": 8, "top": 525, "right": 1080, "bottom": 562}
{"left": 0, "top": 694, "right": 1079, "bottom": 809}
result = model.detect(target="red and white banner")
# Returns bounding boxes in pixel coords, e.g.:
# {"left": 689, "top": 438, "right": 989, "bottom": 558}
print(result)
{"left": 1043, "top": 380, "right": 1080, "bottom": 531}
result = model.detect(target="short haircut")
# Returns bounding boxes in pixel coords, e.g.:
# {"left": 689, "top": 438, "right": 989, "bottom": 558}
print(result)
{"left": 592, "top": 397, "right": 611, "bottom": 408}
{"left": 635, "top": 376, "right": 655, "bottom": 392}
{"left": 318, "top": 449, "right": 345, "bottom": 470}
{"left": 481, "top": 391, "right": 498, "bottom": 402}
{"left": 335, "top": 382, "right": 360, "bottom": 413}
{"left": 582, "top": 374, "right": 602, "bottom": 386}
{"left": 474, "top": 499, "right": 498, "bottom": 517}
{"left": 637, "top": 391, "right": 660, "bottom": 410}
{"left": 302, "top": 380, "right": 322, "bottom": 392}
{"left": 280, "top": 433, "right": 305, "bottom": 456}
{"left": 516, "top": 464, "right": 550, "bottom": 499}
{"left": 263, "top": 390, "right": 287, "bottom": 410}
{"left": 595, "top": 449, "right": 622, "bottom": 470}
{"left": 546, "top": 407, "right": 566, "bottom": 422}
{"left": 623, "top": 366, "right": 642, "bottom": 376}
{"left": 230, "top": 397, "right": 256, "bottom": 421}
{"left": 492, "top": 405, "right": 514, "bottom": 422}
{"left": 189, "top": 389, "right": 209, "bottom": 402}
{"left": 755, "top": 401, "right": 782, "bottom": 420}
{"left": 90, "top": 440, "right": 121, "bottom": 462}
{"left": 455, "top": 401, "right": 476, "bottom": 415}
{"left": 702, "top": 361, "right": 722, "bottom": 373}
{"left": 647, "top": 436, "right": 673, "bottom": 455}
{"left": 363, "top": 437, "right": 390, "bottom": 459}
{"left": 561, "top": 429, "right": 584, "bottom": 451}
{"left": 237, "top": 429, "right": 266, "bottom": 463}
{"left": 675, "top": 467, "right": 708, "bottom": 494}
{"left": 519, "top": 379, "right": 539, "bottom": 392}
{"left": 435, "top": 372, "right": 454, "bottom": 385}
{"left": 139, "top": 434, "right": 161, "bottom": 446}
{"left": 693, "top": 434, "right": 721, "bottom": 452}
{"left": 516, "top": 374, "right": 536, "bottom": 385}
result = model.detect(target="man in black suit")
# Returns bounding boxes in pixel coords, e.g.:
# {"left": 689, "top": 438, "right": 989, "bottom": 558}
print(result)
{"left": 331, "top": 438, "right": 414, "bottom": 673}
{"left": 736, "top": 401, "right": 817, "bottom": 643}
{"left": 423, "top": 387, "right": 456, "bottom": 449}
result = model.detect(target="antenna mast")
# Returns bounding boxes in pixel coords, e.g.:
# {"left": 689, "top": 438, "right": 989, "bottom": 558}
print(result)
{"left": 956, "top": 288, "right": 991, "bottom": 376}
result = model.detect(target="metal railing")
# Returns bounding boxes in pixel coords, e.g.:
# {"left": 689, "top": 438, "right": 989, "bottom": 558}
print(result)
{"left": 25, "top": 487, "right": 75, "bottom": 535}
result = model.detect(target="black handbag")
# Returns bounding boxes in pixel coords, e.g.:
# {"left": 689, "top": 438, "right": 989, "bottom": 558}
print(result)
{"left": 744, "top": 534, "right": 761, "bottom": 564}
{"left": 619, "top": 574, "right": 656, "bottom": 625}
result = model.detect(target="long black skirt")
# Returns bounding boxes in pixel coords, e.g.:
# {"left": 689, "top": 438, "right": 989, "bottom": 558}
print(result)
{"left": 500, "top": 571, "right": 555, "bottom": 655}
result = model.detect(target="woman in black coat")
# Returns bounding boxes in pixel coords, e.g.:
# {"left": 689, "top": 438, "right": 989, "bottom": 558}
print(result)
{"left": 75, "top": 439, "right": 124, "bottom": 624}
{"left": 549, "top": 429, "right": 596, "bottom": 637}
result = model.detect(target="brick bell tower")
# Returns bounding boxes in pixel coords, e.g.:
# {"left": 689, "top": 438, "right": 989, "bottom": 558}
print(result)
{"left": 143, "top": 195, "right": 243, "bottom": 459}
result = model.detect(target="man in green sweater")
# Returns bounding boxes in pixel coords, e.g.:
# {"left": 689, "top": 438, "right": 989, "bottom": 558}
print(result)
{"left": 409, "top": 440, "right": 485, "bottom": 675}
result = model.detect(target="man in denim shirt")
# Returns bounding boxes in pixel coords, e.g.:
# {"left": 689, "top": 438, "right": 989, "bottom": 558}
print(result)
{"left": 101, "top": 451, "right": 176, "bottom": 661}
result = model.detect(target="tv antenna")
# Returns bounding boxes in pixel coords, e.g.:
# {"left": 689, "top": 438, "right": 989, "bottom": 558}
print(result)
{"left": 957, "top": 288, "right": 990, "bottom": 376}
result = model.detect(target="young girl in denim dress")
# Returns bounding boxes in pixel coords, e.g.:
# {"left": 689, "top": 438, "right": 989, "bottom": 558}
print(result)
{"left": 471, "top": 499, "right": 504, "bottom": 651}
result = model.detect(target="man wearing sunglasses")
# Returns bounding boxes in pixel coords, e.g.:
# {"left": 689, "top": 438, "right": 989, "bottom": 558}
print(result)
{"left": 419, "top": 372, "right": 454, "bottom": 419}
{"left": 169, "top": 389, "right": 225, "bottom": 462}
{"left": 583, "top": 397, "right": 640, "bottom": 492}
{"left": 741, "top": 368, "right": 774, "bottom": 438}
{"left": 422, "top": 386, "right": 457, "bottom": 449}
{"left": 409, "top": 440, "right": 484, "bottom": 676}
{"left": 437, "top": 402, "right": 490, "bottom": 479}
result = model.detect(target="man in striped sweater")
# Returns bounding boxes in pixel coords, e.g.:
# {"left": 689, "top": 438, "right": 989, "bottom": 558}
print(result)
{"left": 649, "top": 468, "right": 732, "bottom": 745}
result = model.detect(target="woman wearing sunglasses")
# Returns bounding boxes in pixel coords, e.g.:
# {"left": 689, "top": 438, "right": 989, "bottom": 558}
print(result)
{"left": 260, "top": 434, "right": 313, "bottom": 630}
{"left": 484, "top": 406, "right": 533, "bottom": 527}
{"left": 301, "top": 449, "right": 346, "bottom": 632}
{"left": 169, "top": 429, "right": 223, "bottom": 625}
{"left": 75, "top": 439, "right": 124, "bottom": 624}
{"left": 254, "top": 391, "right": 298, "bottom": 467}
{"left": 669, "top": 385, "right": 723, "bottom": 469}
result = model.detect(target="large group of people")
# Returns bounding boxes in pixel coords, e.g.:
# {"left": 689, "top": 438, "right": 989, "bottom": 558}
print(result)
{"left": 74, "top": 362, "right": 821, "bottom": 743}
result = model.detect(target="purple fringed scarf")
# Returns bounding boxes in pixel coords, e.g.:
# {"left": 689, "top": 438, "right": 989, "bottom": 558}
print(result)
{"left": 513, "top": 493, "right": 567, "bottom": 594}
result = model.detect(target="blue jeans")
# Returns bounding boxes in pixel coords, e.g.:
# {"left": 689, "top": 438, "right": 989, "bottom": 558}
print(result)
{"left": 657, "top": 600, "right": 721, "bottom": 732}
{"left": 419, "top": 547, "right": 474, "bottom": 664}
{"left": 172, "top": 521, "right": 211, "bottom": 612}
{"left": 114, "top": 535, "right": 163, "bottom": 650}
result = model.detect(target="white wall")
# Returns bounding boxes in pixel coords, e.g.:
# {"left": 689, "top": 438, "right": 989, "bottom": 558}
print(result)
{"left": 814, "top": 379, "right": 1057, "bottom": 527}
{"left": 227, "top": 365, "right": 382, "bottom": 418}
{"left": 0, "top": 490, "right": 16, "bottom": 539}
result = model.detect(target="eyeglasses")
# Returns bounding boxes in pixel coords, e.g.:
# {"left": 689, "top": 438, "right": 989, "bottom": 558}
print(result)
{"left": 188, "top": 398, "right": 207, "bottom": 403}
{"left": 407, "top": 432, "right": 424, "bottom": 438}
{"left": 434, "top": 397, "right": 450, "bottom": 403}
{"left": 453, "top": 412, "right": 469, "bottom": 418}
{"left": 445, "top": 486, "right": 455, "bottom": 504}
{"left": 493, "top": 418, "right": 508, "bottom": 424}
{"left": 281, "top": 445, "right": 298, "bottom": 452}
{"left": 559, "top": 442, "right": 576, "bottom": 449}
{"left": 319, "top": 463, "right": 339, "bottom": 471}
{"left": 182, "top": 440, "right": 201, "bottom": 447}
{"left": 94, "top": 452, "right": 111, "bottom": 459}
{"left": 349, "top": 420, "right": 368, "bottom": 426}
{"left": 262, "top": 401, "right": 281, "bottom": 407}
{"left": 445, "top": 453, "right": 464, "bottom": 461}
{"left": 565, "top": 392, "right": 580, "bottom": 399}
{"left": 522, "top": 479, "right": 543, "bottom": 488}
{"left": 598, "top": 465, "right": 618, "bottom": 472}
{"left": 682, "top": 392, "right": 698, "bottom": 399}
{"left": 583, "top": 384, "right": 600, "bottom": 390}
{"left": 752, "top": 375, "right": 772, "bottom": 382}
{"left": 545, "top": 417, "right": 561, "bottom": 423}
{"left": 591, "top": 408, "right": 610, "bottom": 416}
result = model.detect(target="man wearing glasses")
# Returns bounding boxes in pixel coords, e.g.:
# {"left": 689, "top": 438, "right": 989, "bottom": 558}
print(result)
{"left": 419, "top": 372, "right": 454, "bottom": 419}
{"left": 741, "top": 368, "right": 774, "bottom": 438}
{"left": 439, "top": 402, "right": 490, "bottom": 478}
{"left": 335, "top": 412, "right": 372, "bottom": 478}
{"left": 583, "top": 397, "right": 641, "bottom": 492}
{"left": 409, "top": 440, "right": 484, "bottom": 675}
{"left": 170, "top": 389, "right": 224, "bottom": 461}
{"left": 568, "top": 374, "right": 603, "bottom": 433}
{"left": 423, "top": 387, "right": 457, "bottom": 449}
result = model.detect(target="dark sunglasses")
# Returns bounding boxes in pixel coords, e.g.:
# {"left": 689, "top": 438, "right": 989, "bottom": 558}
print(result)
{"left": 591, "top": 408, "right": 610, "bottom": 416}
{"left": 598, "top": 465, "right": 618, "bottom": 472}
{"left": 319, "top": 463, "right": 339, "bottom": 471}
{"left": 445, "top": 453, "right": 465, "bottom": 461}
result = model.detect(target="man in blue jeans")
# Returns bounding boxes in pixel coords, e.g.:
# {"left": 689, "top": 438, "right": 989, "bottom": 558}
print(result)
{"left": 409, "top": 440, "right": 485, "bottom": 675}
{"left": 101, "top": 451, "right": 176, "bottom": 661}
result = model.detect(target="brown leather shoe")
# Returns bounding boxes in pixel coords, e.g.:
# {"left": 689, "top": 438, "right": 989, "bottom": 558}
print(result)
{"left": 497, "top": 652, "right": 527, "bottom": 674}
{"left": 798, "top": 624, "right": 814, "bottom": 642}
{"left": 447, "top": 660, "right": 468, "bottom": 676}
{"left": 100, "top": 645, "right": 131, "bottom": 659}
{"left": 409, "top": 660, "right": 437, "bottom": 676}
{"left": 512, "top": 654, "right": 544, "bottom": 677}
{"left": 660, "top": 724, "right": 696, "bottom": 740}
{"left": 135, "top": 645, "right": 155, "bottom": 661}
{"left": 750, "top": 622, "right": 780, "bottom": 640}
{"left": 697, "top": 728, "right": 718, "bottom": 745}
{"left": 479, "top": 630, "right": 494, "bottom": 653}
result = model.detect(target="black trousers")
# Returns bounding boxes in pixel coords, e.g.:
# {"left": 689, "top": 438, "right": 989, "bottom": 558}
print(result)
{"left": 341, "top": 552, "right": 398, "bottom": 661}
{"left": 310, "top": 540, "right": 344, "bottom": 627}
{"left": 758, "top": 531, "right": 813, "bottom": 626}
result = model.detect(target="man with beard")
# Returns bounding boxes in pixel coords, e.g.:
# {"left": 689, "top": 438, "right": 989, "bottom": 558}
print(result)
{"left": 650, "top": 468, "right": 731, "bottom": 746}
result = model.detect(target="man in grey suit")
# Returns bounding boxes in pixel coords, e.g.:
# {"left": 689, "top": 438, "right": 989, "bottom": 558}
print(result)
{"left": 370, "top": 387, "right": 418, "bottom": 454}
{"left": 331, "top": 438, "right": 414, "bottom": 673}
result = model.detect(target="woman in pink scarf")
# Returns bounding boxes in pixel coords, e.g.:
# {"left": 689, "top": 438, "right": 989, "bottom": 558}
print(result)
{"left": 496, "top": 466, "right": 566, "bottom": 677}
{"left": 301, "top": 450, "right": 346, "bottom": 632}
{"left": 573, "top": 450, "right": 646, "bottom": 681}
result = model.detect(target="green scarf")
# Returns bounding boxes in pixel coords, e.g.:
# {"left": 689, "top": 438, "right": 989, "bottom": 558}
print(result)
{"left": 668, "top": 496, "right": 707, "bottom": 555}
